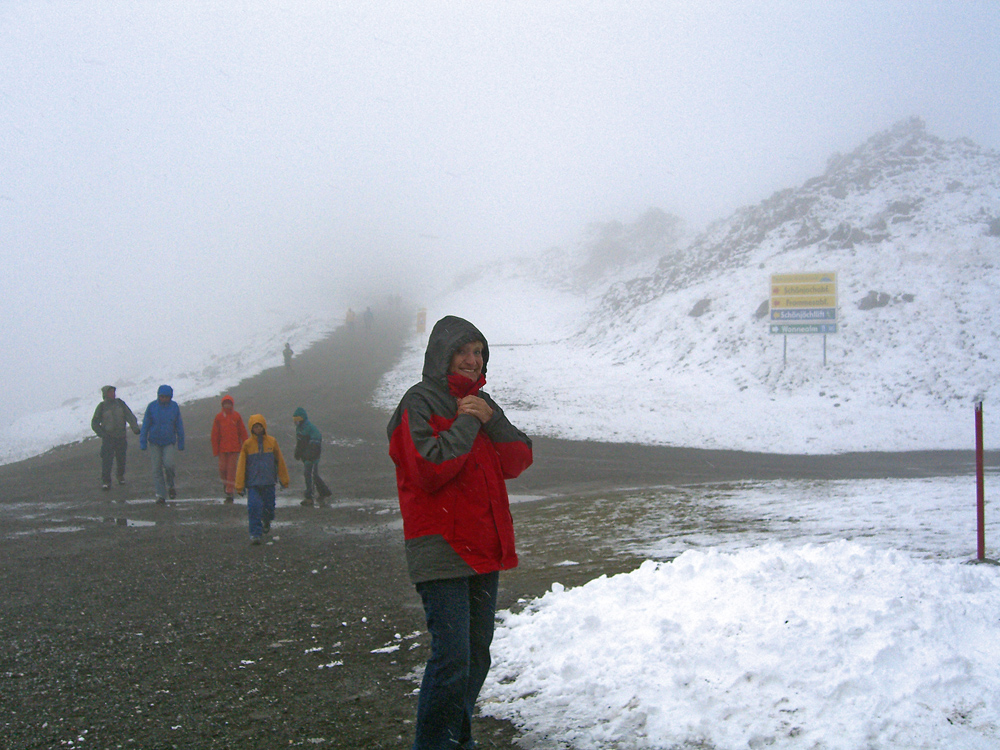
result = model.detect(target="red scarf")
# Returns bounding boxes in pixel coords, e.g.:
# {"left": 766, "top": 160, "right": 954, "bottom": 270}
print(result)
{"left": 448, "top": 372, "right": 486, "bottom": 399}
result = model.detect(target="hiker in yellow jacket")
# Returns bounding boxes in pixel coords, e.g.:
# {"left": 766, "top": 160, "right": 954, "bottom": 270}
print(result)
{"left": 235, "top": 414, "right": 290, "bottom": 545}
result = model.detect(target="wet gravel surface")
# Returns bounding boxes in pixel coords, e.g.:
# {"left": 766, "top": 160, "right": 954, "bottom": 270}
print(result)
{"left": 1, "top": 306, "right": 992, "bottom": 750}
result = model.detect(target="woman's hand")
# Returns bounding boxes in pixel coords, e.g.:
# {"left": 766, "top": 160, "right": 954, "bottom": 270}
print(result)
{"left": 456, "top": 395, "right": 493, "bottom": 424}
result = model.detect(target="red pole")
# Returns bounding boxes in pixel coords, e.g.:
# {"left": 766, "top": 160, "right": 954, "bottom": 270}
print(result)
{"left": 976, "top": 401, "right": 985, "bottom": 561}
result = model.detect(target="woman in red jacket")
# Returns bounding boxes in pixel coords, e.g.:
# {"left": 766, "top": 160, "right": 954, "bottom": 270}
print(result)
{"left": 388, "top": 315, "right": 533, "bottom": 750}
{"left": 210, "top": 395, "right": 248, "bottom": 502}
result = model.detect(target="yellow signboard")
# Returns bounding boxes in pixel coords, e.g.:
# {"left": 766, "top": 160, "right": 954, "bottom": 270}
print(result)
{"left": 771, "top": 272, "right": 837, "bottom": 285}
{"left": 769, "top": 271, "right": 838, "bottom": 335}
{"left": 771, "top": 295, "right": 838, "bottom": 308}
{"left": 772, "top": 283, "right": 836, "bottom": 296}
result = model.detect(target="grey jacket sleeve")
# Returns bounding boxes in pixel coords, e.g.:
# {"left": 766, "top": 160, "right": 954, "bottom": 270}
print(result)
{"left": 122, "top": 401, "right": 139, "bottom": 432}
{"left": 91, "top": 404, "right": 105, "bottom": 437}
{"left": 407, "top": 391, "right": 481, "bottom": 465}
{"left": 479, "top": 394, "right": 532, "bottom": 447}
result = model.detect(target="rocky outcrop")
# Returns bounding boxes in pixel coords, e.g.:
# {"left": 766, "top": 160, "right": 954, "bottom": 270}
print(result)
{"left": 601, "top": 117, "right": 1000, "bottom": 312}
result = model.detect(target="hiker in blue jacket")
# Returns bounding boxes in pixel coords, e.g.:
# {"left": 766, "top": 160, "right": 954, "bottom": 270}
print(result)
{"left": 139, "top": 384, "right": 185, "bottom": 503}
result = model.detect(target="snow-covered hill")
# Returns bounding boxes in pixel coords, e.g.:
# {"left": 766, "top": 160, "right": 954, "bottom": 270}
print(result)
{"left": 377, "top": 118, "right": 1000, "bottom": 453}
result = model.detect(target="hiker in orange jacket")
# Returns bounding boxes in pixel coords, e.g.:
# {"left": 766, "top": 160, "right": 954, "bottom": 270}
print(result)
{"left": 210, "top": 395, "right": 248, "bottom": 502}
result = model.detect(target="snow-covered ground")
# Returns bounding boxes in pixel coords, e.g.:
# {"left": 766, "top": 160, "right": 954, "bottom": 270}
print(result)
{"left": 476, "top": 475, "right": 1000, "bottom": 749}
{"left": 372, "top": 263, "right": 1000, "bottom": 455}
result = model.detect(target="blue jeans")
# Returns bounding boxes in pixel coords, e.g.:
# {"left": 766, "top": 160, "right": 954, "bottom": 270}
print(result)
{"left": 148, "top": 443, "right": 176, "bottom": 499}
{"left": 302, "top": 460, "right": 330, "bottom": 499}
{"left": 412, "top": 571, "right": 499, "bottom": 750}
{"left": 247, "top": 485, "right": 276, "bottom": 538}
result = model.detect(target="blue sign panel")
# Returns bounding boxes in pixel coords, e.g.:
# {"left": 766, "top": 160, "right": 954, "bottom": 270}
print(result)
{"left": 770, "top": 323, "right": 838, "bottom": 335}
{"left": 771, "top": 308, "right": 838, "bottom": 321}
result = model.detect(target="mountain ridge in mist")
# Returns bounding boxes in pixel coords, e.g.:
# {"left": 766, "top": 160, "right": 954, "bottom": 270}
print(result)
{"left": 588, "top": 116, "right": 999, "bottom": 411}
{"left": 607, "top": 116, "right": 998, "bottom": 304}
{"left": 409, "top": 117, "right": 999, "bottom": 452}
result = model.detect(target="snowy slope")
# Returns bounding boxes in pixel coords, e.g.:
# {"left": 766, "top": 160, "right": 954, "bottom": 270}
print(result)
{"left": 0, "top": 309, "right": 337, "bottom": 466}
{"left": 375, "top": 119, "right": 1000, "bottom": 453}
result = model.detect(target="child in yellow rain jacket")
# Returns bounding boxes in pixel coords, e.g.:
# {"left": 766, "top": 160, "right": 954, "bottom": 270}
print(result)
{"left": 235, "top": 414, "right": 290, "bottom": 545}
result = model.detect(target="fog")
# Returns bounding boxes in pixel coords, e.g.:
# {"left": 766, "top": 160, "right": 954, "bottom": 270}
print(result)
{"left": 2, "top": 1, "right": 998, "bottom": 426}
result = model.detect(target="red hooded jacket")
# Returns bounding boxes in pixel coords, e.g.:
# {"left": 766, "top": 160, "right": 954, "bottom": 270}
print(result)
{"left": 211, "top": 396, "right": 249, "bottom": 455}
{"left": 387, "top": 316, "right": 533, "bottom": 583}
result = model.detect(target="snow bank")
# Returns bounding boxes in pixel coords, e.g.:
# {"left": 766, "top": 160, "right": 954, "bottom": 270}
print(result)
{"left": 483, "top": 541, "right": 1000, "bottom": 750}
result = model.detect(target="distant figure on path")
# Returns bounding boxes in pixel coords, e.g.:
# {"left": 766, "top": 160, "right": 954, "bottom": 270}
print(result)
{"left": 139, "top": 384, "right": 185, "bottom": 503}
{"left": 210, "top": 395, "right": 248, "bottom": 503}
{"left": 91, "top": 385, "right": 140, "bottom": 491}
{"left": 363, "top": 306, "right": 374, "bottom": 331}
{"left": 283, "top": 342, "right": 293, "bottom": 369}
{"left": 235, "top": 414, "right": 289, "bottom": 545}
{"left": 293, "top": 407, "right": 332, "bottom": 507}
{"left": 387, "top": 315, "right": 533, "bottom": 750}
{"left": 345, "top": 307, "right": 356, "bottom": 331}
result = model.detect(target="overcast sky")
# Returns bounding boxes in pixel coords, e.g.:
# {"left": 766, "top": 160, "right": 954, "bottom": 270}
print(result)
{"left": 1, "top": 1, "right": 998, "bottom": 424}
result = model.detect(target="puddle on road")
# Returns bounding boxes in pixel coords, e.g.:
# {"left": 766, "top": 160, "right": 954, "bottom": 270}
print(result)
{"left": 3, "top": 493, "right": 405, "bottom": 539}
{"left": 12, "top": 525, "right": 87, "bottom": 536}
{"left": 164, "top": 496, "right": 308, "bottom": 509}
{"left": 328, "top": 436, "right": 368, "bottom": 447}
{"left": 111, "top": 518, "right": 157, "bottom": 527}
{"left": 0, "top": 502, "right": 72, "bottom": 520}
{"left": 515, "top": 475, "right": 1000, "bottom": 572}
{"left": 10, "top": 517, "right": 157, "bottom": 535}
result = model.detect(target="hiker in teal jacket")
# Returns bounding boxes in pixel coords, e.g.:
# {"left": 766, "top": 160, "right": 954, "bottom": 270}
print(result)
{"left": 292, "top": 407, "right": 332, "bottom": 507}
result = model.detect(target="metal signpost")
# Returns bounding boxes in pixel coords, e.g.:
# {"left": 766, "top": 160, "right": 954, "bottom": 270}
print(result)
{"left": 769, "top": 272, "right": 838, "bottom": 364}
{"left": 977, "top": 401, "right": 986, "bottom": 561}
{"left": 969, "top": 401, "right": 998, "bottom": 565}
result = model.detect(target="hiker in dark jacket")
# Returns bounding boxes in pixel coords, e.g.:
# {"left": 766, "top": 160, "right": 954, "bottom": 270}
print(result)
{"left": 91, "top": 385, "right": 140, "bottom": 490}
{"left": 293, "top": 407, "right": 332, "bottom": 507}
{"left": 387, "top": 315, "right": 533, "bottom": 750}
